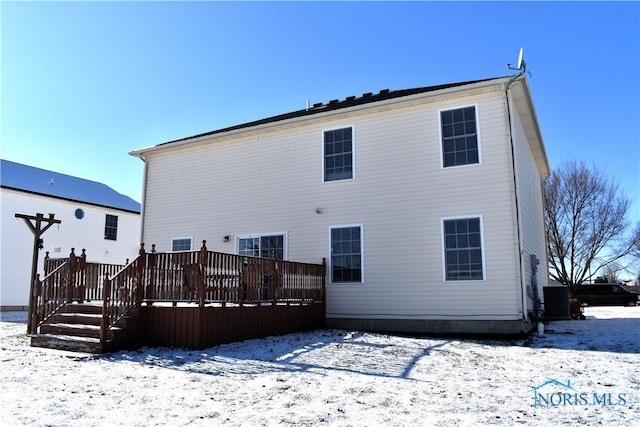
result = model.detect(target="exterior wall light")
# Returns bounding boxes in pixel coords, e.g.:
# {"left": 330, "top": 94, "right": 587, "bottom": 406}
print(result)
{"left": 222, "top": 235, "right": 230, "bottom": 243}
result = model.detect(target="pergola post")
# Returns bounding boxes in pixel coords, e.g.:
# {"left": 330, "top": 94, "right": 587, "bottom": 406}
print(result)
{"left": 15, "top": 212, "right": 61, "bottom": 332}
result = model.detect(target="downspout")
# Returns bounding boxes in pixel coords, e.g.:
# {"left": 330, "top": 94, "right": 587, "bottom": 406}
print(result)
{"left": 504, "top": 75, "right": 529, "bottom": 325}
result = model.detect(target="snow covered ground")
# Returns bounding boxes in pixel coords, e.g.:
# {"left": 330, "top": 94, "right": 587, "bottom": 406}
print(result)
{"left": 1, "top": 307, "right": 639, "bottom": 426}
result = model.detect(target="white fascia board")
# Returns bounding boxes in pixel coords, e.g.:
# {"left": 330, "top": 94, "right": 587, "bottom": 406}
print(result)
{"left": 510, "top": 76, "right": 550, "bottom": 177}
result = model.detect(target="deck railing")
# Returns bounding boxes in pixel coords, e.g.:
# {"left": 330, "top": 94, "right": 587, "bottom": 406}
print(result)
{"left": 31, "top": 249, "right": 127, "bottom": 334}
{"left": 132, "top": 240, "right": 326, "bottom": 307}
{"left": 32, "top": 241, "right": 326, "bottom": 343}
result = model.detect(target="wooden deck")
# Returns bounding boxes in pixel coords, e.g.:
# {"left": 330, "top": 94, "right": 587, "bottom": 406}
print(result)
{"left": 30, "top": 242, "right": 326, "bottom": 353}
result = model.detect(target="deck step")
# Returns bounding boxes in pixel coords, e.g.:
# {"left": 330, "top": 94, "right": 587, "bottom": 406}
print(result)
{"left": 39, "top": 322, "right": 122, "bottom": 339}
{"left": 30, "top": 333, "right": 105, "bottom": 354}
{"left": 61, "top": 302, "right": 103, "bottom": 314}
{"left": 51, "top": 312, "right": 103, "bottom": 325}
{"left": 32, "top": 302, "right": 132, "bottom": 354}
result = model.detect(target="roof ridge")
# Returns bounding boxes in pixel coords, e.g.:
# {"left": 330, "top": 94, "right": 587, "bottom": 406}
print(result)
{"left": 157, "top": 76, "right": 510, "bottom": 147}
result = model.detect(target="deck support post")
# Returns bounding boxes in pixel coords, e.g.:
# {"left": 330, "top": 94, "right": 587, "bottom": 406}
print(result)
{"left": 198, "top": 240, "right": 207, "bottom": 308}
{"left": 322, "top": 258, "right": 327, "bottom": 306}
{"left": 271, "top": 251, "right": 279, "bottom": 309}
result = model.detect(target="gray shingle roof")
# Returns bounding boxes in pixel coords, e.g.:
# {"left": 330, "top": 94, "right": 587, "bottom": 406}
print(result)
{"left": 1, "top": 159, "right": 140, "bottom": 213}
{"left": 159, "top": 76, "right": 507, "bottom": 147}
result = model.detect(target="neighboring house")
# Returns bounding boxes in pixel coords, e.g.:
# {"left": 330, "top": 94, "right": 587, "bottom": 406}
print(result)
{"left": 129, "top": 75, "right": 550, "bottom": 335}
{"left": 1, "top": 159, "right": 141, "bottom": 310}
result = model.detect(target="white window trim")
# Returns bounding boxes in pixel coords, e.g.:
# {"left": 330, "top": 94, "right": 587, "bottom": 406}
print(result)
{"left": 438, "top": 103, "right": 482, "bottom": 169}
{"left": 104, "top": 214, "right": 118, "bottom": 241}
{"left": 328, "top": 223, "right": 364, "bottom": 285}
{"left": 235, "top": 231, "right": 288, "bottom": 259}
{"left": 171, "top": 236, "right": 193, "bottom": 251}
{"left": 322, "top": 124, "right": 356, "bottom": 183}
{"left": 440, "top": 215, "right": 486, "bottom": 282}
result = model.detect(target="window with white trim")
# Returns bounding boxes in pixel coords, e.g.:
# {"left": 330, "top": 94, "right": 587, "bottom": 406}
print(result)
{"left": 441, "top": 105, "right": 479, "bottom": 167}
{"left": 443, "top": 217, "right": 484, "bottom": 281}
{"left": 330, "top": 225, "right": 363, "bottom": 283}
{"left": 238, "top": 234, "right": 285, "bottom": 259}
{"left": 171, "top": 237, "right": 193, "bottom": 251}
{"left": 323, "top": 127, "right": 354, "bottom": 182}
{"left": 104, "top": 214, "right": 118, "bottom": 241}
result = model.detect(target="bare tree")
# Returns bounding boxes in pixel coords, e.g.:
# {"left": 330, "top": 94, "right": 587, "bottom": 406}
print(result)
{"left": 600, "top": 262, "right": 621, "bottom": 284}
{"left": 631, "top": 223, "right": 640, "bottom": 259}
{"left": 544, "top": 159, "right": 638, "bottom": 296}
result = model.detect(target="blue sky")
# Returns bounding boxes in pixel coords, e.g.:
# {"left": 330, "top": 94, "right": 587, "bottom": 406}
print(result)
{"left": 2, "top": 1, "right": 639, "bottom": 228}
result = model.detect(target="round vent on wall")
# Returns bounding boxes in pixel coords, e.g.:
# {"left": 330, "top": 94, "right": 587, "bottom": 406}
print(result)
{"left": 75, "top": 208, "right": 84, "bottom": 219}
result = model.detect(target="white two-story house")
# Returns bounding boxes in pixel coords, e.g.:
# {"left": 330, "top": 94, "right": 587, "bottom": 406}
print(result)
{"left": 130, "top": 75, "right": 549, "bottom": 334}
{"left": 1, "top": 160, "right": 141, "bottom": 310}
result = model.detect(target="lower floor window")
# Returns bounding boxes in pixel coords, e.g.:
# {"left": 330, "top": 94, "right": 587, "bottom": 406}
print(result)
{"left": 443, "top": 217, "right": 484, "bottom": 280}
{"left": 238, "top": 234, "right": 285, "bottom": 259}
{"left": 330, "top": 225, "right": 363, "bottom": 283}
{"left": 172, "top": 237, "right": 193, "bottom": 251}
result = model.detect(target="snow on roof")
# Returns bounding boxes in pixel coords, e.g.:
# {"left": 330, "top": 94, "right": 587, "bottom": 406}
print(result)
{"left": 0, "top": 159, "right": 140, "bottom": 213}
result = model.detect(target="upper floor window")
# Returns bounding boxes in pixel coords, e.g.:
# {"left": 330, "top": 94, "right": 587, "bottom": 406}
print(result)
{"left": 330, "top": 225, "right": 363, "bottom": 283}
{"left": 324, "top": 127, "right": 354, "bottom": 182}
{"left": 104, "top": 214, "right": 118, "bottom": 241}
{"left": 443, "top": 216, "right": 484, "bottom": 281}
{"left": 441, "top": 106, "right": 480, "bottom": 167}
{"left": 238, "top": 234, "right": 285, "bottom": 259}
{"left": 172, "top": 237, "right": 193, "bottom": 251}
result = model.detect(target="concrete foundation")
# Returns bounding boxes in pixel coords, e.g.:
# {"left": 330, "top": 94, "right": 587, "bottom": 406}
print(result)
{"left": 326, "top": 317, "right": 535, "bottom": 336}
{"left": 0, "top": 306, "right": 29, "bottom": 312}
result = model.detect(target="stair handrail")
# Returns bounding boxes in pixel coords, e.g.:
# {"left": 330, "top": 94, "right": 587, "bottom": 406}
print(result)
{"left": 30, "top": 260, "right": 70, "bottom": 334}
{"left": 99, "top": 244, "right": 146, "bottom": 345}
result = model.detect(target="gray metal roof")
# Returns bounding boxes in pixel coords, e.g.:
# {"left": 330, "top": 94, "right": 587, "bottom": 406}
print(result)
{"left": 0, "top": 159, "right": 141, "bottom": 213}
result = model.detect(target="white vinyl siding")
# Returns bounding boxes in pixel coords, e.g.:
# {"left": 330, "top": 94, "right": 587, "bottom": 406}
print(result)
{"left": 510, "top": 96, "right": 549, "bottom": 309}
{"left": 140, "top": 85, "right": 530, "bottom": 320}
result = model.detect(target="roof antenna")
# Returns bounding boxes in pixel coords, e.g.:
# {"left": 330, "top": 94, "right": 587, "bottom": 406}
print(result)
{"left": 506, "top": 47, "right": 528, "bottom": 76}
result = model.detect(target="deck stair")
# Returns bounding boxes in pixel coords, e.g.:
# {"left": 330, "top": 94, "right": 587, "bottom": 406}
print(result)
{"left": 30, "top": 303, "right": 128, "bottom": 354}
{"left": 29, "top": 242, "right": 326, "bottom": 353}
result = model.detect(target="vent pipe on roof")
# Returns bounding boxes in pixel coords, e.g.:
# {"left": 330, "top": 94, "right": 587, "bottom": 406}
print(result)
{"left": 306, "top": 99, "right": 310, "bottom": 111}
{"left": 49, "top": 178, "right": 54, "bottom": 185}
